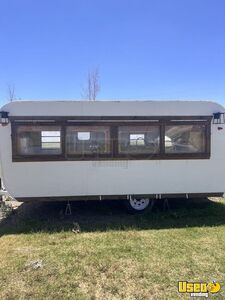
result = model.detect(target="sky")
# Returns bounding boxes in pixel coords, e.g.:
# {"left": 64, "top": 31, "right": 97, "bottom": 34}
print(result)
{"left": 0, "top": 0, "right": 225, "bottom": 106}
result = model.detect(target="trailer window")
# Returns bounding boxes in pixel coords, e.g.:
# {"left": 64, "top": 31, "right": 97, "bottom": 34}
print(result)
{"left": 16, "top": 126, "right": 62, "bottom": 155}
{"left": 66, "top": 126, "right": 110, "bottom": 155}
{"left": 165, "top": 125, "right": 206, "bottom": 153}
{"left": 12, "top": 117, "right": 210, "bottom": 161}
{"left": 118, "top": 126, "right": 160, "bottom": 154}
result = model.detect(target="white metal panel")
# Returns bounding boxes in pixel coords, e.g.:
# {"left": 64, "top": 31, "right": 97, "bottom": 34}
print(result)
{"left": 0, "top": 100, "right": 225, "bottom": 199}
{"left": 1, "top": 100, "right": 224, "bottom": 117}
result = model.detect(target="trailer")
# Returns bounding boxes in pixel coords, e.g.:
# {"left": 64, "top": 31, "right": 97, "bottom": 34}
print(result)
{"left": 0, "top": 100, "right": 224, "bottom": 212}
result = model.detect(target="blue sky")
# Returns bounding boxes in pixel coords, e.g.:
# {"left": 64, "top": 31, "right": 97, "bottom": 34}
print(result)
{"left": 0, "top": 0, "right": 225, "bottom": 106}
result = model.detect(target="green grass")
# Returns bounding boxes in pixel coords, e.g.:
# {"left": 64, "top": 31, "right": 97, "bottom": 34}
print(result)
{"left": 0, "top": 198, "right": 225, "bottom": 299}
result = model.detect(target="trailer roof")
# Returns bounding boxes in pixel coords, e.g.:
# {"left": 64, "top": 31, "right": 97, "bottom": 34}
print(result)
{"left": 1, "top": 100, "right": 224, "bottom": 117}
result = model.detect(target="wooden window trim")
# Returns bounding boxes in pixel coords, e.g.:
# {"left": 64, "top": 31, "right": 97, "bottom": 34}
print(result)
{"left": 11, "top": 116, "right": 211, "bottom": 162}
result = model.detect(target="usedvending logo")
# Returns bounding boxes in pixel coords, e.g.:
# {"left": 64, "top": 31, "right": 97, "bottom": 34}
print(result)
{"left": 178, "top": 281, "right": 221, "bottom": 298}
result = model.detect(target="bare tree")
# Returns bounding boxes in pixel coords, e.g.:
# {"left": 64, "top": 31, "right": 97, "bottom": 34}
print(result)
{"left": 83, "top": 68, "right": 100, "bottom": 101}
{"left": 7, "top": 83, "right": 16, "bottom": 102}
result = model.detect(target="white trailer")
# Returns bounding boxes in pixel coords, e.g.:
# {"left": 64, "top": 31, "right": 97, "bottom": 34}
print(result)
{"left": 0, "top": 100, "right": 224, "bottom": 212}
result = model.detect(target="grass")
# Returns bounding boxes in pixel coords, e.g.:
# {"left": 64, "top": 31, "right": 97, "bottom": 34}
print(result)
{"left": 0, "top": 198, "right": 225, "bottom": 299}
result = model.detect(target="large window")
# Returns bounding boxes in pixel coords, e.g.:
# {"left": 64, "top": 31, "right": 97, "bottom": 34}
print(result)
{"left": 15, "top": 125, "right": 62, "bottom": 155}
{"left": 118, "top": 125, "right": 160, "bottom": 155}
{"left": 12, "top": 118, "right": 210, "bottom": 161}
{"left": 66, "top": 126, "right": 110, "bottom": 155}
{"left": 165, "top": 125, "right": 206, "bottom": 153}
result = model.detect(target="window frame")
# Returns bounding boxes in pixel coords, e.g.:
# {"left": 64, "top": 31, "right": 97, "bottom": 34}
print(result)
{"left": 117, "top": 123, "right": 161, "bottom": 158}
{"left": 161, "top": 120, "right": 211, "bottom": 159}
{"left": 11, "top": 116, "right": 211, "bottom": 162}
{"left": 11, "top": 122, "right": 66, "bottom": 161}
{"left": 65, "top": 124, "right": 112, "bottom": 159}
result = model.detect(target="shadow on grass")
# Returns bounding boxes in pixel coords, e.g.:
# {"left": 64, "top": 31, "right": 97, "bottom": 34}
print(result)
{"left": 0, "top": 197, "right": 225, "bottom": 235}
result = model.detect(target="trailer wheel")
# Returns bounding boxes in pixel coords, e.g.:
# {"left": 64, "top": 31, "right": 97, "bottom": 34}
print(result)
{"left": 124, "top": 197, "right": 150, "bottom": 213}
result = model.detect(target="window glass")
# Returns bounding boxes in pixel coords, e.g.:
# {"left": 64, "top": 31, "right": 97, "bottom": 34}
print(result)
{"left": 66, "top": 126, "right": 110, "bottom": 155}
{"left": 165, "top": 125, "right": 206, "bottom": 153}
{"left": 118, "top": 125, "right": 160, "bottom": 154}
{"left": 13, "top": 121, "right": 209, "bottom": 161}
{"left": 16, "top": 126, "right": 62, "bottom": 155}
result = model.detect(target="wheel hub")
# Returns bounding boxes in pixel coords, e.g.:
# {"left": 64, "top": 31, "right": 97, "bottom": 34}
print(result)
{"left": 129, "top": 198, "right": 150, "bottom": 211}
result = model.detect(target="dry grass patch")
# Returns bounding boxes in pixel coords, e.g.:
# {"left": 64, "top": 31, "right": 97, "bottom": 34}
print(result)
{"left": 0, "top": 198, "right": 225, "bottom": 299}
